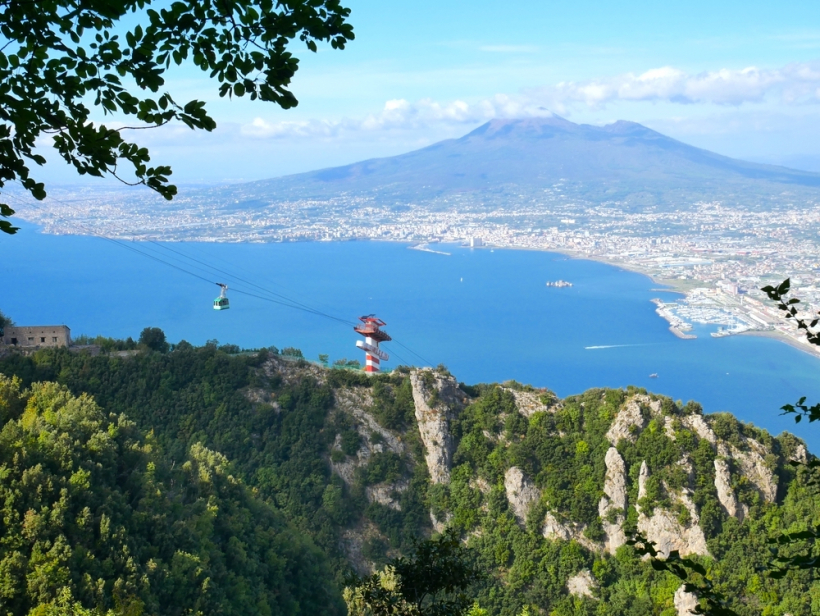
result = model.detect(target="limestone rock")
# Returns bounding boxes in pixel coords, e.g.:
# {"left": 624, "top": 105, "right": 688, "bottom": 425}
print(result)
{"left": 713, "top": 459, "right": 744, "bottom": 520}
{"left": 598, "top": 447, "right": 627, "bottom": 554}
{"left": 681, "top": 414, "right": 717, "bottom": 445}
{"left": 790, "top": 444, "right": 808, "bottom": 464}
{"left": 366, "top": 480, "right": 408, "bottom": 511}
{"left": 504, "top": 466, "right": 541, "bottom": 524}
{"left": 664, "top": 416, "right": 677, "bottom": 440}
{"left": 543, "top": 511, "right": 573, "bottom": 542}
{"left": 503, "top": 387, "right": 553, "bottom": 417}
{"left": 470, "top": 476, "right": 491, "bottom": 494}
{"left": 729, "top": 440, "right": 777, "bottom": 503}
{"left": 330, "top": 389, "right": 406, "bottom": 486}
{"left": 674, "top": 584, "right": 699, "bottom": 616}
{"left": 602, "top": 447, "right": 628, "bottom": 510}
{"left": 410, "top": 369, "right": 464, "bottom": 484}
{"left": 637, "top": 460, "right": 650, "bottom": 499}
{"left": 566, "top": 569, "right": 597, "bottom": 598}
{"left": 606, "top": 396, "right": 653, "bottom": 445}
{"left": 430, "top": 511, "right": 451, "bottom": 533}
{"left": 637, "top": 461, "right": 709, "bottom": 558}
{"left": 542, "top": 512, "right": 599, "bottom": 552}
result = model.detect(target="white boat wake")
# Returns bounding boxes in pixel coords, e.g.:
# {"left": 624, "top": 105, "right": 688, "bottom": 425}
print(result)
{"left": 584, "top": 344, "right": 654, "bottom": 350}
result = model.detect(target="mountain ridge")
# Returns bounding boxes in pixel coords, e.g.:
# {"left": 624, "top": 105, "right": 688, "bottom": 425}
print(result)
{"left": 208, "top": 116, "right": 820, "bottom": 211}
{"left": 0, "top": 344, "right": 816, "bottom": 614}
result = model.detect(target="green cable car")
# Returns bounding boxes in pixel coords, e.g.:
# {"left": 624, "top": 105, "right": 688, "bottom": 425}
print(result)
{"left": 214, "top": 283, "right": 230, "bottom": 310}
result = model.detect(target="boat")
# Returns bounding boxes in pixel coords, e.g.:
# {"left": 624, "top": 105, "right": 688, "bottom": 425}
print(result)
{"left": 649, "top": 373, "right": 658, "bottom": 378}
{"left": 546, "top": 280, "right": 573, "bottom": 288}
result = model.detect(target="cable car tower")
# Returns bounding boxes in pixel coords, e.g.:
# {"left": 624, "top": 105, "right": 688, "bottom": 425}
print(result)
{"left": 354, "top": 315, "right": 391, "bottom": 373}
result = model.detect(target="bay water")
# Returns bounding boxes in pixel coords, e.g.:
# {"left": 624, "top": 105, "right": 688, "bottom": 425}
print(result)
{"left": 4, "top": 223, "right": 820, "bottom": 450}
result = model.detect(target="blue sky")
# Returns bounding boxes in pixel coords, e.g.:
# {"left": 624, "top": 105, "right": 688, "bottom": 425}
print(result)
{"left": 41, "top": 0, "right": 820, "bottom": 185}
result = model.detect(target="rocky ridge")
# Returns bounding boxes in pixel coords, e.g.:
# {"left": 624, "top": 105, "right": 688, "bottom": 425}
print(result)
{"left": 323, "top": 366, "right": 804, "bottom": 603}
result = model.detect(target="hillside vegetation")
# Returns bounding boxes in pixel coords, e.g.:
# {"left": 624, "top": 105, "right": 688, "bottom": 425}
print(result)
{"left": 0, "top": 343, "right": 819, "bottom": 615}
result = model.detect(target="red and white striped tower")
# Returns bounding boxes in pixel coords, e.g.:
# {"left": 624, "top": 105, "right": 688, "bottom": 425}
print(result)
{"left": 354, "top": 316, "right": 391, "bottom": 373}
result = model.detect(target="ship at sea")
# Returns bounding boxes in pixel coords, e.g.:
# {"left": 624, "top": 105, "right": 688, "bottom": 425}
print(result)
{"left": 546, "top": 280, "right": 573, "bottom": 288}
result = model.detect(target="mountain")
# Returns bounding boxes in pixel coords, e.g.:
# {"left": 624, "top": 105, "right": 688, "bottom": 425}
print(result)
{"left": 213, "top": 116, "right": 820, "bottom": 210}
{"left": 1, "top": 343, "right": 816, "bottom": 615}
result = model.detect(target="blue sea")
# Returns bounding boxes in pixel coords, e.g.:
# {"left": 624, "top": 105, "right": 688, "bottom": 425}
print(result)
{"left": 4, "top": 222, "right": 820, "bottom": 451}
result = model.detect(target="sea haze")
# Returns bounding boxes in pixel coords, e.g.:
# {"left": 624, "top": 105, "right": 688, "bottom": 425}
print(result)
{"left": 4, "top": 223, "right": 820, "bottom": 451}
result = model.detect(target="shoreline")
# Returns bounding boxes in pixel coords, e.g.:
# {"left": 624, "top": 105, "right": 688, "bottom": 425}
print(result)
{"left": 23, "top": 226, "right": 819, "bottom": 361}
{"left": 737, "top": 328, "right": 820, "bottom": 359}
{"left": 472, "top": 243, "right": 820, "bottom": 356}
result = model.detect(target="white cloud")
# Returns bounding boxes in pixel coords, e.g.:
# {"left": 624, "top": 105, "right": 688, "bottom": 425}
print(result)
{"left": 479, "top": 45, "right": 540, "bottom": 53}
{"left": 241, "top": 95, "right": 551, "bottom": 139}
{"left": 240, "top": 60, "right": 820, "bottom": 139}
{"left": 544, "top": 62, "right": 820, "bottom": 109}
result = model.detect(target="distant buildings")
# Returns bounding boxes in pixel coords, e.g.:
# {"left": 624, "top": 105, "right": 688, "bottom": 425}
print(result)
{"left": 2, "top": 325, "right": 71, "bottom": 348}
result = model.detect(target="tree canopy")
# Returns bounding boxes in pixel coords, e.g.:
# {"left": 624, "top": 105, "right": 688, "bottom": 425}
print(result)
{"left": 0, "top": 0, "right": 355, "bottom": 234}
{"left": 0, "top": 373, "right": 341, "bottom": 615}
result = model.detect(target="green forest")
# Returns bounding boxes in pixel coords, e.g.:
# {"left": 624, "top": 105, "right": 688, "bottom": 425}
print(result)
{"left": 0, "top": 340, "right": 818, "bottom": 615}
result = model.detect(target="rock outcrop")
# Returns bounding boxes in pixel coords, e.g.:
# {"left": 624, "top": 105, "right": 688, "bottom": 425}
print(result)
{"left": 542, "top": 511, "right": 574, "bottom": 542}
{"left": 330, "top": 388, "right": 406, "bottom": 486}
{"left": 366, "top": 480, "right": 408, "bottom": 511}
{"left": 714, "top": 458, "right": 745, "bottom": 520}
{"left": 410, "top": 369, "right": 465, "bottom": 484}
{"left": 681, "top": 414, "right": 717, "bottom": 445}
{"left": 606, "top": 395, "right": 659, "bottom": 444}
{"left": 722, "top": 440, "right": 777, "bottom": 503}
{"left": 637, "top": 461, "right": 709, "bottom": 558}
{"left": 503, "top": 387, "right": 554, "bottom": 417}
{"left": 598, "top": 447, "right": 628, "bottom": 554}
{"left": 542, "top": 512, "right": 599, "bottom": 552}
{"left": 504, "top": 466, "right": 541, "bottom": 524}
{"left": 566, "top": 569, "right": 597, "bottom": 598}
{"left": 674, "top": 584, "right": 699, "bottom": 616}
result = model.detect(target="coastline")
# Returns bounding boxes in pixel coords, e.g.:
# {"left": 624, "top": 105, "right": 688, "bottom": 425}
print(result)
{"left": 738, "top": 328, "right": 820, "bottom": 359}
{"left": 21, "top": 224, "right": 819, "bottom": 362}
{"left": 473, "top": 242, "right": 818, "bottom": 357}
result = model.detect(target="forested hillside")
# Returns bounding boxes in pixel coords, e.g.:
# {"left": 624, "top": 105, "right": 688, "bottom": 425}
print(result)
{"left": 0, "top": 342, "right": 818, "bottom": 615}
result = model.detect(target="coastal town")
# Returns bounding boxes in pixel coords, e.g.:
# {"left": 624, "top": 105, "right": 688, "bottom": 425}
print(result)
{"left": 12, "top": 185, "right": 820, "bottom": 355}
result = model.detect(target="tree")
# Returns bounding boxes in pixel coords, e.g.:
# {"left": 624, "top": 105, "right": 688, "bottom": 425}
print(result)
{"left": 343, "top": 528, "right": 482, "bottom": 616}
{"left": 0, "top": 308, "right": 11, "bottom": 336}
{"left": 761, "top": 278, "right": 820, "bottom": 575}
{"left": 0, "top": 0, "right": 355, "bottom": 235}
{"left": 138, "top": 326, "right": 168, "bottom": 352}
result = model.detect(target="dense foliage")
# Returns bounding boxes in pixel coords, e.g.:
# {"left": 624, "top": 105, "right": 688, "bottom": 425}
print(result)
{"left": 1, "top": 341, "right": 819, "bottom": 614}
{"left": 344, "top": 528, "right": 482, "bottom": 616}
{"left": 0, "top": 0, "right": 354, "bottom": 234}
{"left": 0, "top": 373, "right": 340, "bottom": 615}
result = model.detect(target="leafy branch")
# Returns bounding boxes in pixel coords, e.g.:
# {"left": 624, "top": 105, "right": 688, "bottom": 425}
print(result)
{"left": 0, "top": 0, "right": 355, "bottom": 234}
{"left": 768, "top": 525, "right": 820, "bottom": 578}
{"left": 626, "top": 533, "right": 737, "bottom": 616}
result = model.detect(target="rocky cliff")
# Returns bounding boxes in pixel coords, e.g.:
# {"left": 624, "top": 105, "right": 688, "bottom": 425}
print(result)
{"left": 317, "top": 365, "right": 810, "bottom": 612}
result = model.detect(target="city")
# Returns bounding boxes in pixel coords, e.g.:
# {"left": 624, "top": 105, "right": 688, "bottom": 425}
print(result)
{"left": 13, "top": 185, "right": 820, "bottom": 356}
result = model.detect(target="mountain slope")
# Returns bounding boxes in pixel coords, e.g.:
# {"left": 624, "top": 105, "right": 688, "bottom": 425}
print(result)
{"left": 1, "top": 345, "right": 817, "bottom": 615}
{"left": 214, "top": 116, "right": 820, "bottom": 210}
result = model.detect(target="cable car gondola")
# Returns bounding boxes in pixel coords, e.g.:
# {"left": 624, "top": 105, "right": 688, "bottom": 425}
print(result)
{"left": 213, "top": 283, "right": 230, "bottom": 310}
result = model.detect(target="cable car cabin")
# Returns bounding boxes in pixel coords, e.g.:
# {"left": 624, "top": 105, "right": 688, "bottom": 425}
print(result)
{"left": 213, "top": 283, "right": 230, "bottom": 310}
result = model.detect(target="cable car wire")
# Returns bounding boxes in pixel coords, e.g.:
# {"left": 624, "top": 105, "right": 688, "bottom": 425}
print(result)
{"left": 147, "top": 240, "right": 356, "bottom": 325}
{"left": 5, "top": 192, "right": 434, "bottom": 366}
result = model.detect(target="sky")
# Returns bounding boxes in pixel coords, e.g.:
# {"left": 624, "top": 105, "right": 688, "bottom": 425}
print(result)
{"left": 39, "top": 0, "right": 820, "bottom": 186}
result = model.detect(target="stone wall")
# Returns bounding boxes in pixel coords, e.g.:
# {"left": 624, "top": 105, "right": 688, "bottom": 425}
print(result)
{"left": 2, "top": 325, "right": 71, "bottom": 348}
